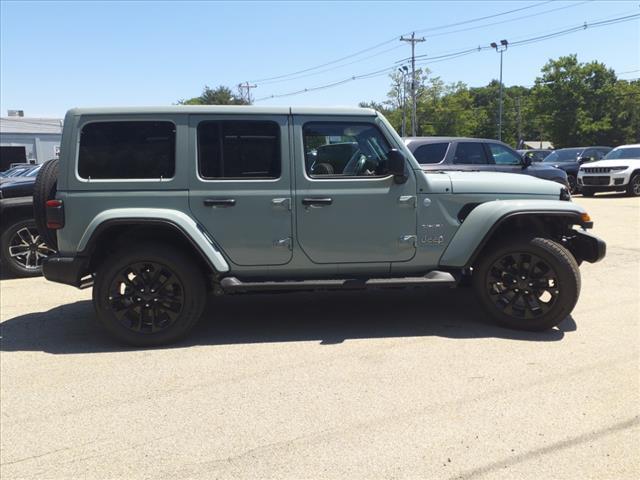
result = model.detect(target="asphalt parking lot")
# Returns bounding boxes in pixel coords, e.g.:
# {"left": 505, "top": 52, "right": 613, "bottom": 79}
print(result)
{"left": 1, "top": 194, "right": 638, "bottom": 480}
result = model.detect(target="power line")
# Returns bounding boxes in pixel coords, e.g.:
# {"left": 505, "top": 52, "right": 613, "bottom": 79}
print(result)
{"left": 254, "top": 13, "right": 640, "bottom": 102}
{"left": 248, "top": 1, "right": 557, "bottom": 84}
{"left": 412, "top": 0, "right": 554, "bottom": 34}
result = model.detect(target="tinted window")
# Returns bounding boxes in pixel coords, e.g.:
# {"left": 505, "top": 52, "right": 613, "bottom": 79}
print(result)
{"left": 544, "top": 148, "right": 583, "bottom": 163}
{"left": 79, "top": 121, "right": 175, "bottom": 179}
{"left": 412, "top": 142, "right": 449, "bottom": 164}
{"left": 453, "top": 142, "right": 488, "bottom": 164}
{"left": 488, "top": 143, "right": 522, "bottom": 165}
{"left": 604, "top": 147, "right": 640, "bottom": 160}
{"left": 303, "top": 123, "right": 392, "bottom": 177}
{"left": 198, "top": 121, "right": 280, "bottom": 179}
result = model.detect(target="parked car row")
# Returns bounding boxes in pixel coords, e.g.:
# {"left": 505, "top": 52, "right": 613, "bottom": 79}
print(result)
{"left": 404, "top": 137, "right": 569, "bottom": 187}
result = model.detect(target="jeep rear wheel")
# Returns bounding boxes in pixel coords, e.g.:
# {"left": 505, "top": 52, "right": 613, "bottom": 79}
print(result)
{"left": 93, "top": 244, "right": 206, "bottom": 346}
{"left": 473, "top": 237, "right": 580, "bottom": 331}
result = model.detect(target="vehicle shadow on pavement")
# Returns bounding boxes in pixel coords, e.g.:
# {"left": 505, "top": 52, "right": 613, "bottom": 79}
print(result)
{"left": 0, "top": 287, "right": 576, "bottom": 354}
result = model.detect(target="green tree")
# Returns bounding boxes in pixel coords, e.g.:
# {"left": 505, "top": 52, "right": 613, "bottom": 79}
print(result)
{"left": 178, "top": 85, "right": 248, "bottom": 105}
{"left": 531, "top": 55, "right": 618, "bottom": 147}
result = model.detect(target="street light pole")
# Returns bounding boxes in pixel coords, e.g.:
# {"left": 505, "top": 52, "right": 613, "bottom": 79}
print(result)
{"left": 491, "top": 39, "right": 508, "bottom": 141}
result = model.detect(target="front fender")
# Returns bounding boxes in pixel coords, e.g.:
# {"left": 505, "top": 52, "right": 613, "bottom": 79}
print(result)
{"left": 438, "top": 200, "right": 588, "bottom": 268}
{"left": 78, "top": 208, "right": 230, "bottom": 273}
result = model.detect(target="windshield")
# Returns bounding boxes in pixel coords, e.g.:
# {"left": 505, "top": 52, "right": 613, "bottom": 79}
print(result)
{"left": 544, "top": 148, "right": 583, "bottom": 163}
{"left": 604, "top": 147, "right": 640, "bottom": 160}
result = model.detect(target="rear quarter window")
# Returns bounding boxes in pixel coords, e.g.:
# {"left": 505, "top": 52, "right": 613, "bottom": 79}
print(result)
{"left": 412, "top": 142, "right": 449, "bottom": 164}
{"left": 78, "top": 121, "right": 176, "bottom": 179}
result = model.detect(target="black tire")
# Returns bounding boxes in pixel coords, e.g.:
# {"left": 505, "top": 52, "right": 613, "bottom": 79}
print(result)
{"left": 626, "top": 174, "right": 640, "bottom": 197}
{"left": 567, "top": 174, "right": 578, "bottom": 194}
{"left": 0, "top": 219, "right": 55, "bottom": 277}
{"left": 93, "top": 243, "right": 207, "bottom": 346}
{"left": 581, "top": 188, "right": 596, "bottom": 197}
{"left": 33, "top": 158, "right": 59, "bottom": 250}
{"left": 473, "top": 237, "right": 580, "bottom": 331}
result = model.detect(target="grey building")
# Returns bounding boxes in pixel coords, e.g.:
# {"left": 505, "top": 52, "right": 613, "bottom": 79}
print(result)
{"left": 0, "top": 112, "right": 63, "bottom": 170}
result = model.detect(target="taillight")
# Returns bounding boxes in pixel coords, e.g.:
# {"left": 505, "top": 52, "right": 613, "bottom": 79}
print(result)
{"left": 46, "top": 199, "right": 65, "bottom": 229}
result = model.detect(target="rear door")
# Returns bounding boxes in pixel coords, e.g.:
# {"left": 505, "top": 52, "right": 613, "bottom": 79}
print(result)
{"left": 451, "top": 141, "right": 494, "bottom": 171}
{"left": 188, "top": 115, "right": 293, "bottom": 266}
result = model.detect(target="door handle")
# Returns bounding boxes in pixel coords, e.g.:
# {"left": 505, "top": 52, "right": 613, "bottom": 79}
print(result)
{"left": 204, "top": 198, "right": 236, "bottom": 207}
{"left": 302, "top": 197, "right": 333, "bottom": 206}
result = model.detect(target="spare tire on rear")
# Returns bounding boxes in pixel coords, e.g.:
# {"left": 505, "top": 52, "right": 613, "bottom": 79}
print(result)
{"left": 33, "top": 158, "right": 59, "bottom": 250}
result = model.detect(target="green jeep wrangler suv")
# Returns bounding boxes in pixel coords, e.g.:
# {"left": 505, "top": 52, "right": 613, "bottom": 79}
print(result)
{"left": 34, "top": 106, "right": 605, "bottom": 346}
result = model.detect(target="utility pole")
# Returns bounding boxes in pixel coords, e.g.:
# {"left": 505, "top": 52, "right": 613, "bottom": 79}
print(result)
{"left": 398, "top": 66, "right": 409, "bottom": 137}
{"left": 491, "top": 39, "right": 508, "bottom": 141}
{"left": 400, "top": 32, "right": 425, "bottom": 137}
{"left": 516, "top": 96, "right": 522, "bottom": 148}
{"left": 238, "top": 82, "right": 257, "bottom": 104}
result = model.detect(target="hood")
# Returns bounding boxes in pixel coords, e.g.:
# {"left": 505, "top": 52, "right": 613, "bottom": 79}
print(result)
{"left": 580, "top": 159, "right": 640, "bottom": 168}
{"left": 442, "top": 171, "right": 562, "bottom": 196}
{"left": 0, "top": 176, "right": 35, "bottom": 186}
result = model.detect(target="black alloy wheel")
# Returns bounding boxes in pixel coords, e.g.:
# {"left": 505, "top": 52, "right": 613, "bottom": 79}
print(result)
{"left": 94, "top": 244, "right": 206, "bottom": 346}
{"left": 484, "top": 252, "right": 559, "bottom": 319}
{"left": 473, "top": 237, "right": 580, "bottom": 331}
{"left": 107, "top": 261, "right": 185, "bottom": 334}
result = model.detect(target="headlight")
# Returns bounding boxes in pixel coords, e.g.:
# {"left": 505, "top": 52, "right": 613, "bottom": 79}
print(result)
{"left": 610, "top": 166, "right": 628, "bottom": 171}
{"left": 560, "top": 187, "right": 571, "bottom": 201}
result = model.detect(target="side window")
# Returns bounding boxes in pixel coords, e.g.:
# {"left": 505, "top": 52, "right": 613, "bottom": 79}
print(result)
{"left": 488, "top": 143, "right": 522, "bottom": 165}
{"left": 303, "top": 122, "right": 392, "bottom": 177}
{"left": 78, "top": 121, "right": 175, "bottom": 179}
{"left": 412, "top": 142, "right": 449, "bottom": 164}
{"left": 453, "top": 142, "right": 488, "bottom": 165}
{"left": 198, "top": 121, "right": 280, "bottom": 179}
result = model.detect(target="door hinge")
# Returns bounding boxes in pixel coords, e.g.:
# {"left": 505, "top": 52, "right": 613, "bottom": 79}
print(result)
{"left": 274, "top": 237, "right": 292, "bottom": 250}
{"left": 398, "top": 195, "right": 416, "bottom": 208}
{"left": 271, "top": 197, "right": 291, "bottom": 210}
{"left": 399, "top": 234, "right": 417, "bottom": 247}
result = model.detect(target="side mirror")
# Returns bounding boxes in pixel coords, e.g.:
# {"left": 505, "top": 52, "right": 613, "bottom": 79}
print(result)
{"left": 387, "top": 149, "right": 408, "bottom": 184}
{"left": 578, "top": 156, "right": 593, "bottom": 164}
{"left": 522, "top": 155, "right": 532, "bottom": 168}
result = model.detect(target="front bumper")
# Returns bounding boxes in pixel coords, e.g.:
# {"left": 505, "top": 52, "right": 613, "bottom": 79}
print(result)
{"left": 577, "top": 171, "right": 630, "bottom": 189}
{"left": 567, "top": 230, "right": 606, "bottom": 263}
{"left": 42, "top": 255, "right": 92, "bottom": 288}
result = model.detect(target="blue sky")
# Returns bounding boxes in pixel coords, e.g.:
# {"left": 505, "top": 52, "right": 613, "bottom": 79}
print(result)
{"left": 1, "top": 0, "right": 638, "bottom": 117}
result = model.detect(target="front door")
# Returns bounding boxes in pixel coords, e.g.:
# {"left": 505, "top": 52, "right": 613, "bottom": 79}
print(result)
{"left": 488, "top": 142, "right": 526, "bottom": 174}
{"left": 188, "top": 115, "right": 293, "bottom": 266}
{"left": 293, "top": 117, "right": 417, "bottom": 264}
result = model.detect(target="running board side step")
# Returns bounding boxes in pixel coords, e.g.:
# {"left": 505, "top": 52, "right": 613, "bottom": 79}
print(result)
{"left": 219, "top": 271, "right": 456, "bottom": 294}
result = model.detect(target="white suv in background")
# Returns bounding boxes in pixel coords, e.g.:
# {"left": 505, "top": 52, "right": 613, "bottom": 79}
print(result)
{"left": 578, "top": 144, "right": 640, "bottom": 197}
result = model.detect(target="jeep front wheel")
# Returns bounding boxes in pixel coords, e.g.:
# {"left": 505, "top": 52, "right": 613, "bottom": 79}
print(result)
{"left": 93, "top": 244, "right": 206, "bottom": 346}
{"left": 473, "top": 237, "right": 580, "bottom": 331}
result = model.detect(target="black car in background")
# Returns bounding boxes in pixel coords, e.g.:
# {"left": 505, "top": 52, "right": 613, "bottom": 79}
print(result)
{"left": 517, "top": 149, "right": 553, "bottom": 162}
{"left": 543, "top": 146, "right": 612, "bottom": 193}
{"left": 404, "top": 137, "right": 569, "bottom": 187}
{"left": 0, "top": 164, "right": 54, "bottom": 277}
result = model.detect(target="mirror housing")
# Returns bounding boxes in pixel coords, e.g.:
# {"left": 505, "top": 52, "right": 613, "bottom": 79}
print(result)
{"left": 521, "top": 155, "right": 532, "bottom": 168}
{"left": 578, "top": 156, "right": 593, "bottom": 164}
{"left": 387, "top": 149, "right": 408, "bottom": 184}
